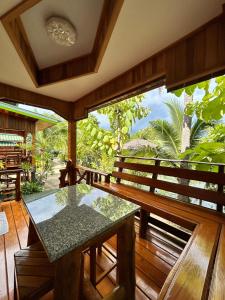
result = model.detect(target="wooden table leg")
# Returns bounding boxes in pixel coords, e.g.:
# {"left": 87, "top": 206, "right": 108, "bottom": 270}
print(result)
{"left": 54, "top": 249, "right": 82, "bottom": 300}
{"left": 90, "top": 246, "right": 97, "bottom": 286}
{"left": 27, "top": 219, "right": 40, "bottom": 246}
{"left": 117, "top": 216, "right": 136, "bottom": 300}
{"left": 139, "top": 208, "right": 149, "bottom": 239}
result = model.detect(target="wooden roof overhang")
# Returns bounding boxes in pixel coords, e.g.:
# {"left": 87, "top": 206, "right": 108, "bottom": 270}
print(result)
{"left": 0, "top": 102, "right": 59, "bottom": 135}
{"left": 0, "top": 2, "right": 224, "bottom": 121}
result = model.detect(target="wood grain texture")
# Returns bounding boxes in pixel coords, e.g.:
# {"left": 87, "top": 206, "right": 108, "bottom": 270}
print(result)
{"left": 94, "top": 181, "right": 196, "bottom": 231}
{"left": 0, "top": 111, "right": 36, "bottom": 134}
{"left": 67, "top": 121, "right": 77, "bottom": 184}
{"left": 166, "top": 13, "right": 225, "bottom": 90}
{"left": 112, "top": 171, "right": 225, "bottom": 205}
{"left": 39, "top": 0, "right": 124, "bottom": 86}
{"left": 73, "top": 52, "right": 166, "bottom": 120}
{"left": 0, "top": 0, "right": 41, "bottom": 22}
{"left": 2, "top": 17, "right": 39, "bottom": 86}
{"left": 54, "top": 249, "right": 82, "bottom": 300}
{"left": 1, "top": 0, "right": 124, "bottom": 86}
{"left": 14, "top": 242, "right": 54, "bottom": 300}
{"left": 0, "top": 83, "right": 73, "bottom": 120}
{"left": 159, "top": 222, "right": 220, "bottom": 300}
{"left": 117, "top": 216, "right": 136, "bottom": 300}
{"left": 208, "top": 225, "right": 225, "bottom": 300}
{"left": 114, "top": 161, "right": 225, "bottom": 185}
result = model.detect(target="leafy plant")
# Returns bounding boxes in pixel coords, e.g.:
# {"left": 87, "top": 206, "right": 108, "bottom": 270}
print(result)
{"left": 0, "top": 160, "right": 4, "bottom": 170}
{"left": 174, "top": 75, "right": 225, "bottom": 123}
{"left": 21, "top": 181, "right": 43, "bottom": 195}
{"left": 139, "top": 99, "right": 209, "bottom": 161}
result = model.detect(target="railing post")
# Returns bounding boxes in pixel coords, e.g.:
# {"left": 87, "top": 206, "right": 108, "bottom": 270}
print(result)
{"left": 15, "top": 171, "right": 21, "bottom": 201}
{"left": 140, "top": 159, "right": 160, "bottom": 239}
{"left": 150, "top": 159, "right": 160, "bottom": 192}
{"left": 217, "top": 165, "right": 224, "bottom": 212}
{"left": 116, "top": 156, "right": 125, "bottom": 183}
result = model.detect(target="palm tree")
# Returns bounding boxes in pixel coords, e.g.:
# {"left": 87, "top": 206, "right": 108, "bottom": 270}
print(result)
{"left": 149, "top": 99, "right": 208, "bottom": 161}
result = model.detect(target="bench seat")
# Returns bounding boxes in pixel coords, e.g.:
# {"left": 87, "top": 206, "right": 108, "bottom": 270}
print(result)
{"left": 94, "top": 181, "right": 225, "bottom": 300}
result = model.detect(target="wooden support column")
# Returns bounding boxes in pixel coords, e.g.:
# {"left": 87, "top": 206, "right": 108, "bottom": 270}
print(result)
{"left": 68, "top": 121, "right": 77, "bottom": 185}
{"left": 31, "top": 126, "right": 36, "bottom": 166}
{"left": 117, "top": 216, "right": 136, "bottom": 300}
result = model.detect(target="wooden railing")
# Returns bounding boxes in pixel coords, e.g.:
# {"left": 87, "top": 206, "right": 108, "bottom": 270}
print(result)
{"left": 59, "top": 156, "right": 225, "bottom": 213}
{"left": 0, "top": 153, "right": 32, "bottom": 169}
{"left": 59, "top": 160, "right": 110, "bottom": 188}
{"left": 115, "top": 155, "right": 225, "bottom": 213}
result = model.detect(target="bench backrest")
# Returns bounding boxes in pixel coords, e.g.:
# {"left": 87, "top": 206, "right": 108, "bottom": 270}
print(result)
{"left": 112, "top": 158, "right": 225, "bottom": 211}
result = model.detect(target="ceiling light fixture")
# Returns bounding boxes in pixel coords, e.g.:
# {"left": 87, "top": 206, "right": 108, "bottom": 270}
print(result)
{"left": 46, "top": 16, "right": 77, "bottom": 47}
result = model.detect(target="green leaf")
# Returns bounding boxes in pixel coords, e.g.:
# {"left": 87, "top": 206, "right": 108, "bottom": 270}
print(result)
{"left": 91, "top": 128, "right": 97, "bottom": 137}
{"left": 173, "top": 88, "right": 184, "bottom": 97}
{"left": 122, "top": 127, "right": 128, "bottom": 134}
{"left": 103, "top": 135, "right": 109, "bottom": 143}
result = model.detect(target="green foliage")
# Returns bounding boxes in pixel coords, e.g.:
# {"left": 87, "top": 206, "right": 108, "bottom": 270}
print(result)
{"left": 21, "top": 162, "right": 32, "bottom": 172}
{"left": 142, "top": 99, "right": 209, "bottom": 161}
{"left": 181, "top": 142, "right": 225, "bottom": 170}
{"left": 21, "top": 181, "right": 43, "bottom": 195}
{"left": 0, "top": 160, "right": 4, "bottom": 170}
{"left": 173, "top": 75, "right": 225, "bottom": 122}
{"left": 34, "top": 95, "right": 148, "bottom": 173}
{"left": 181, "top": 123, "right": 225, "bottom": 169}
{"left": 97, "top": 95, "right": 149, "bottom": 155}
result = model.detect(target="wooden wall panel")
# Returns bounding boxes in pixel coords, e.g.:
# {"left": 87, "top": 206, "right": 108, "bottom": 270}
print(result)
{"left": 73, "top": 52, "right": 166, "bottom": 120}
{"left": 166, "top": 13, "right": 225, "bottom": 90}
{"left": 0, "top": 114, "right": 35, "bottom": 134}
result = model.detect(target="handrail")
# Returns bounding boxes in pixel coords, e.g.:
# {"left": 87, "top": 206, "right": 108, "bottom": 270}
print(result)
{"left": 59, "top": 162, "right": 110, "bottom": 188}
{"left": 116, "top": 155, "right": 225, "bottom": 167}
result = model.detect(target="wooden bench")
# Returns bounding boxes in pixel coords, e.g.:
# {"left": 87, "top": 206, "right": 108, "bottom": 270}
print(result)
{"left": 89, "top": 157, "right": 225, "bottom": 300}
{"left": 60, "top": 157, "right": 225, "bottom": 299}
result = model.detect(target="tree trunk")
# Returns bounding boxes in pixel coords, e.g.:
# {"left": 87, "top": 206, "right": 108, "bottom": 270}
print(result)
{"left": 178, "top": 93, "right": 193, "bottom": 202}
{"left": 116, "top": 109, "right": 122, "bottom": 155}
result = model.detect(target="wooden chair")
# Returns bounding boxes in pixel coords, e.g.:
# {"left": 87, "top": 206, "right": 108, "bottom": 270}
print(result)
{"left": 14, "top": 242, "right": 54, "bottom": 300}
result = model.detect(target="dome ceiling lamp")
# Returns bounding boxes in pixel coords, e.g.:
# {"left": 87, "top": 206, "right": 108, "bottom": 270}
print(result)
{"left": 46, "top": 16, "right": 77, "bottom": 47}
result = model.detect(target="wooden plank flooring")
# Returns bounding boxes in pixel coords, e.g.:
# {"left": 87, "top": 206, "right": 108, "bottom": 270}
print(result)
{"left": 0, "top": 200, "right": 182, "bottom": 300}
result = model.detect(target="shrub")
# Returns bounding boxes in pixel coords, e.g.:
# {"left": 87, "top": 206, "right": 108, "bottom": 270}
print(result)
{"left": 21, "top": 181, "right": 43, "bottom": 195}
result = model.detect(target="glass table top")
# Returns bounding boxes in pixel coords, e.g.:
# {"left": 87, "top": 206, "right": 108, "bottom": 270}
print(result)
{"left": 23, "top": 184, "right": 139, "bottom": 262}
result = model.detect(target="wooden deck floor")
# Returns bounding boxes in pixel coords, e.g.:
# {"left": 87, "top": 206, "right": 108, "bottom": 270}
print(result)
{"left": 0, "top": 200, "right": 183, "bottom": 300}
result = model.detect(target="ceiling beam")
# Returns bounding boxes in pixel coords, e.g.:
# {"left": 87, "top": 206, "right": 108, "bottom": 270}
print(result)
{"left": 1, "top": 0, "right": 41, "bottom": 22}
{"left": 0, "top": 82, "right": 74, "bottom": 120}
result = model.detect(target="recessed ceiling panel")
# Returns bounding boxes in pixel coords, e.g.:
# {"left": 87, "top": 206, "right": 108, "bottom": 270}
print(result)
{"left": 21, "top": 0, "right": 104, "bottom": 68}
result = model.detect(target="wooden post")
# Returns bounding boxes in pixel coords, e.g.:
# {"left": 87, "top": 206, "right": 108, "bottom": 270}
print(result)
{"left": 15, "top": 171, "right": 21, "bottom": 201}
{"left": 54, "top": 249, "right": 82, "bottom": 300}
{"left": 31, "top": 128, "right": 36, "bottom": 166}
{"left": 117, "top": 216, "right": 136, "bottom": 300}
{"left": 116, "top": 156, "right": 125, "bottom": 183}
{"left": 27, "top": 219, "right": 39, "bottom": 246}
{"left": 139, "top": 159, "right": 160, "bottom": 239}
{"left": 217, "top": 165, "right": 224, "bottom": 212}
{"left": 68, "top": 121, "right": 77, "bottom": 185}
{"left": 89, "top": 246, "right": 97, "bottom": 286}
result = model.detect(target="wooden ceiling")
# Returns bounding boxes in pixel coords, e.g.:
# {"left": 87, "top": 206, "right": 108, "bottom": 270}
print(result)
{"left": 0, "top": 0, "right": 225, "bottom": 121}
{"left": 1, "top": 0, "right": 123, "bottom": 87}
